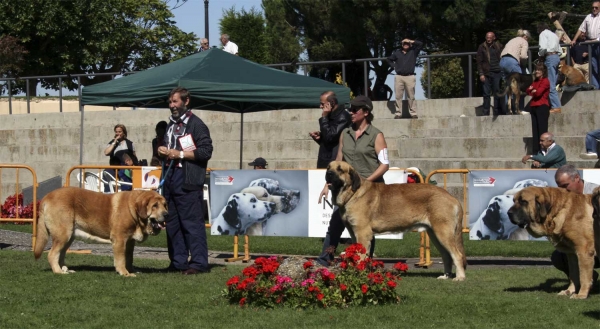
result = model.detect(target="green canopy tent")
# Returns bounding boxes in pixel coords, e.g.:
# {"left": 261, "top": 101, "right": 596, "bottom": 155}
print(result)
{"left": 81, "top": 49, "right": 350, "bottom": 168}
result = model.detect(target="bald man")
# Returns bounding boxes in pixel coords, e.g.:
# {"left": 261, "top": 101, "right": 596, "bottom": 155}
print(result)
{"left": 476, "top": 32, "right": 504, "bottom": 116}
{"left": 521, "top": 132, "right": 567, "bottom": 168}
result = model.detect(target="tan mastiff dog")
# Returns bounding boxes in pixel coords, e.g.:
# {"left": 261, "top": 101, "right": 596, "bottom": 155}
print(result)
{"left": 34, "top": 187, "right": 168, "bottom": 276}
{"left": 508, "top": 186, "right": 598, "bottom": 299}
{"left": 558, "top": 60, "right": 587, "bottom": 90}
{"left": 325, "top": 161, "right": 467, "bottom": 281}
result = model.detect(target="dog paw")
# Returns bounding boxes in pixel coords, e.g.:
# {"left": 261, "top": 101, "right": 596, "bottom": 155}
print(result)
{"left": 437, "top": 274, "right": 450, "bottom": 280}
{"left": 570, "top": 293, "right": 588, "bottom": 300}
{"left": 557, "top": 289, "right": 573, "bottom": 296}
{"left": 121, "top": 272, "right": 137, "bottom": 277}
{"left": 453, "top": 276, "right": 465, "bottom": 282}
{"left": 61, "top": 266, "right": 74, "bottom": 274}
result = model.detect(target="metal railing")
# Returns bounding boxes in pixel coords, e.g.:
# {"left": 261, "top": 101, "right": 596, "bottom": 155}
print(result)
{"left": 1, "top": 40, "right": 597, "bottom": 114}
{"left": 0, "top": 164, "right": 39, "bottom": 249}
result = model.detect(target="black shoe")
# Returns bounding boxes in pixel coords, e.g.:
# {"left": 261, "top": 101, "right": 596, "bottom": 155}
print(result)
{"left": 182, "top": 267, "right": 211, "bottom": 275}
{"left": 161, "top": 266, "right": 181, "bottom": 273}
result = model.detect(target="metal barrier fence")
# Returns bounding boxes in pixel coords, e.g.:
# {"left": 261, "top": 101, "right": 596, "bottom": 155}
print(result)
{"left": 0, "top": 164, "right": 39, "bottom": 249}
{"left": 2, "top": 41, "right": 596, "bottom": 114}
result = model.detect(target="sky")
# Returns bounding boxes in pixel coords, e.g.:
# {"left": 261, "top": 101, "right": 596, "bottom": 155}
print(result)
{"left": 37, "top": 0, "right": 425, "bottom": 100}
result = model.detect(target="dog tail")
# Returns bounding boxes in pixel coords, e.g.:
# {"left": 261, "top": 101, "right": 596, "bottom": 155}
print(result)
{"left": 33, "top": 200, "right": 48, "bottom": 260}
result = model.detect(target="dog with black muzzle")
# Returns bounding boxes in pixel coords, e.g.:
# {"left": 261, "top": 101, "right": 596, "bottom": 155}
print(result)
{"left": 325, "top": 161, "right": 467, "bottom": 281}
{"left": 508, "top": 186, "right": 598, "bottom": 299}
{"left": 211, "top": 192, "right": 276, "bottom": 235}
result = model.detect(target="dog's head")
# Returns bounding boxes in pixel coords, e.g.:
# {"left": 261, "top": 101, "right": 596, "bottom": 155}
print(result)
{"left": 325, "top": 161, "right": 362, "bottom": 206}
{"left": 134, "top": 191, "right": 168, "bottom": 236}
{"left": 217, "top": 193, "right": 276, "bottom": 235}
{"left": 249, "top": 178, "right": 281, "bottom": 195}
{"left": 470, "top": 195, "right": 516, "bottom": 240}
{"left": 507, "top": 187, "right": 552, "bottom": 237}
{"left": 504, "top": 179, "right": 548, "bottom": 196}
{"left": 241, "top": 186, "right": 286, "bottom": 214}
{"left": 278, "top": 188, "right": 300, "bottom": 213}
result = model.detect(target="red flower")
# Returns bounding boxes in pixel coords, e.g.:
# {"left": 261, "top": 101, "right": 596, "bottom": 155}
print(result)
{"left": 387, "top": 281, "right": 397, "bottom": 288}
{"left": 317, "top": 293, "right": 324, "bottom": 301}
{"left": 340, "top": 261, "right": 347, "bottom": 269}
{"left": 393, "top": 262, "right": 409, "bottom": 272}
{"left": 356, "top": 261, "right": 366, "bottom": 271}
{"left": 340, "top": 284, "right": 347, "bottom": 291}
{"left": 308, "top": 286, "right": 316, "bottom": 292}
{"left": 327, "top": 273, "right": 335, "bottom": 281}
{"left": 226, "top": 276, "right": 240, "bottom": 286}
{"left": 371, "top": 260, "right": 384, "bottom": 268}
{"left": 303, "top": 261, "right": 313, "bottom": 269}
{"left": 361, "top": 284, "right": 368, "bottom": 294}
{"left": 239, "top": 297, "right": 246, "bottom": 306}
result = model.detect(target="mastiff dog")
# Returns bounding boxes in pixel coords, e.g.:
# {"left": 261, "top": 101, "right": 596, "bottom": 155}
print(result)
{"left": 496, "top": 72, "right": 534, "bottom": 115}
{"left": 325, "top": 161, "right": 467, "bottom": 281}
{"left": 508, "top": 186, "right": 598, "bottom": 299}
{"left": 34, "top": 187, "right": 168, "bottom": 277}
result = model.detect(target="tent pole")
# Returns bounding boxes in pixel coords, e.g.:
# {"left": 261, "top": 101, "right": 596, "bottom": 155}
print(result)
{"left": 239, "top": 111, "right": 244, "bottom": 169}
{"left": 78, "top": 76, "right": 84, "bottom": 166}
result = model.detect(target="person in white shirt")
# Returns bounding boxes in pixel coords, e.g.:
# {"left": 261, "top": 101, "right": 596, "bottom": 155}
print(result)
{"left": 220, "top": 34, "right": 238, "bottom": 55}
{"left": 537, "top": 23, "right": 562, "bottom": 114}
{"left": 571, "top": 1, "right": 600, "bottom": 89}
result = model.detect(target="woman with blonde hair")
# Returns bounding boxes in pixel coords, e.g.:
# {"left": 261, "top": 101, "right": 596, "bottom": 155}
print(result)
{"left": 500, "top": 29, "right": 531, "bottom": 113}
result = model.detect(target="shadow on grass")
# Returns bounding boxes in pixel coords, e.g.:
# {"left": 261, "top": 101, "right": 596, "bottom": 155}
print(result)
{"left": 503, "top": 278, "right": 567, "bottom": 294}
{"left": 582, "top": 310, "right": 600, "bottom": 320}
{"left": 63, "top": 263, "right": 227, "bottom": 274}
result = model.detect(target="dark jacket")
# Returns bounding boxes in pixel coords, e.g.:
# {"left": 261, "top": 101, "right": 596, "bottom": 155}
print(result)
{"left": 316, "top": 107, "right": 351, "bottom": 168}
{"left": 386, "top": 40, "right": 424, "bottom": 75}
{"left": 164, "top": 113, "right": 213, "bottom": 190}
{"left": 476, "top": 41, "right": 503, "bottom": 76}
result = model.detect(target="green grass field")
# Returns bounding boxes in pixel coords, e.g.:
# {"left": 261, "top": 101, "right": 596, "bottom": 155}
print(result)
{"left": 1, "top": 223, "right": 556, "bottom": 258}
{"left": 1, "top": 250, "right": 599, "bottom": 328}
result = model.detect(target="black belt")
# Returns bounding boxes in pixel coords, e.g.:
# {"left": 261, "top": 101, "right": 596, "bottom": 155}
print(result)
{"left": 502, "top": 54, "right": 516, "bottom": 60}
{"left": 398, "top": 73, "right": 415, "bottom": 76}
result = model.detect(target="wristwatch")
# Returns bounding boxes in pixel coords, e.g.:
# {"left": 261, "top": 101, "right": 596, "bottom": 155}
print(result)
{"left": 179, "top": 151, "right": 184, "bottom": 159}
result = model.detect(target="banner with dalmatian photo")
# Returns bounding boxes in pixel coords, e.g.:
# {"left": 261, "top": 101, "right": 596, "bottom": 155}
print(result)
{"left": 209, "top": 169, "right": 410, "bottom": 237}
{"left": 468, "top": 170, "right": 560, "bottom": 241}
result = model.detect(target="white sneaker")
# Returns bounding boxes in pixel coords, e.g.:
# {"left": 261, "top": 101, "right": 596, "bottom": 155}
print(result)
{"left": 580, "top": 152, "right": 598, "bottom": 159}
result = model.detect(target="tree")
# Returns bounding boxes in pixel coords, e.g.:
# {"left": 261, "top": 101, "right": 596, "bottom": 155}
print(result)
{"left": 420, "top": 53, "right": 464, "bottom": 99}
{"left": 262, "top": 0, "right": 303, "bottom": 69}
{"left": 0, "top": 0, "right": 197, "bottom": 95}
{"left": 220, "top": 6, "right": 270, "bottom": 64}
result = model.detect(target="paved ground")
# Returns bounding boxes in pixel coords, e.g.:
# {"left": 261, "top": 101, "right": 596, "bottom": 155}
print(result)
{"left": 0, "top": 229, "right": 554, "bottom": 270}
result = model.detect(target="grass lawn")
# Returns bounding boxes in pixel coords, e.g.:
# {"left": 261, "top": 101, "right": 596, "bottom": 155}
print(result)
{"left": 1, "top": 250, "right": 599, "bottom": 328}
{"left": 2, "top": 223, "right": 555, "bottom": 258}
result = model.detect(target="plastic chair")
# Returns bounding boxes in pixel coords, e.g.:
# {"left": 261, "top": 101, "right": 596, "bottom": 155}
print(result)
{"left": 102, "top": 170, "right": 133, "bottom": 193}
{"left": 77, "top": 172, "right": 103, "bottom": 192}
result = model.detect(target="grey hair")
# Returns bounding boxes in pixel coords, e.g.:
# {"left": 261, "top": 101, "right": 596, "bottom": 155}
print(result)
{"left": 555, "top": 164, "right": 580, "bottom": 180}
{"left": 221, "top": 34, "right": 230, "bottom": 41}
{"left": 544, "top": 132, "right": 555, "bottom": 141}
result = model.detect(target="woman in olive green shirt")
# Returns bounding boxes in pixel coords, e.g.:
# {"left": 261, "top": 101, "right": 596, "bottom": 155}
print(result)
{"left": 316, "top": 96, "right": 389, "bottom": 266}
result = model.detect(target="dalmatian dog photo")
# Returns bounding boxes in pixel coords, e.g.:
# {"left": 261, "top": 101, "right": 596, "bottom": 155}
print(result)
{"left": 211, "top": 192, "right": 276, "bottom": 235}
{"left": 249, "top": 178, "right": 282, "bottom": 196}
{"left": 470, "top": 179, "right": 549, "bottom": 240}
{"left": 240, "top": 185, "right": 302, "bottom": 235}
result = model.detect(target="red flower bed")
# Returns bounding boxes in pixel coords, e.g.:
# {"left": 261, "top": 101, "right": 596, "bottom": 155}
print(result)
{"left": 1, "top": 193, "right": 39, "bottom": 224}
{"left": 223, "top": 243, "right": 408, "bottom": 309}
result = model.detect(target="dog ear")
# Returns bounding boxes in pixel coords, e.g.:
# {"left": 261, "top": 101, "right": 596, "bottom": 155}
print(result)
{"left": 535, "top": 190, "right": 551, "bottom": 222}
{"left": 350, "top": 169, "right": 361, "bottom": 192}
{"left": 135, "top": 192, "right": 152, "bottom": 219}
{"left": 223, "top": 199, "right": 240, "bottom": 228}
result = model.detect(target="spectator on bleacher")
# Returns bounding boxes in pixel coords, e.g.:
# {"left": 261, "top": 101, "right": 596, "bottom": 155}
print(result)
{"left": 500, "top": 29, "right": 530, "bottom": 111}
{"left": 526, "top": 63, "right": 550, "bottom": 155}
{"left": 248, "top": 157, "right": 268, "bottom": 169}
{"left": 571, "top": 2, "right": 600, "bottom": 89}
{"left": 387, "top": 38, "right": 423, "bottom": 119}
{"left": 521, "top": 132, "right": 567, "bottom": 168}
{"left": 552, "top": 164, "right": 600, "bottom": 283}
{"left": 309, "top": 91, "right": 351, "bottom": 169}
{"left": 104, "top": 124, "right": 136, "bottom": 166}
{"left": 220, "top": 34, "right": 238, "bottom": 55}
{"left": 476, "top": 31, "right": 504, "bottom": 116}
{"left": 151, "top": 121, "right": 168, "bottom": 166}
{"left": 571, "top": 33, "right": 590, "bottom": 84}
{"left": 198, "top": 38, "right": 210, "bottom": 52}
{"left": 537, "top": 23, "right": 562, "bottom": 114}
{"left": 580, "top": 129, "right": 600, "bottom": 159}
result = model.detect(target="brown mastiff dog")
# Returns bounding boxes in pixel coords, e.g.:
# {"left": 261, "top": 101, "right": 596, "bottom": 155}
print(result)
{"left": 34, "top": 187, "right": 168, "bottom": 276}
{"left": 508, "top": 186, "right": 598, "bottom": 299}
{"left": 325, "top": 161, "right": 467, "bottom": 281}
{"left": 557, "top": 60, "right": 587, "bottom": 91}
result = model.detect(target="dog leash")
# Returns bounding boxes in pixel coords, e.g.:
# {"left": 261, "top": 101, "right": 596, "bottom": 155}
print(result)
{"left": 158, "top": 159, "right": 175, "bottom": 195}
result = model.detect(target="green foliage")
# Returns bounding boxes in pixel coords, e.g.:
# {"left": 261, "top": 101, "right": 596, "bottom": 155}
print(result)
{"left": 420, "top": 53, "right": 465, "bottom": 99}
{"left": 220, "top": 6, "right": 269, "bottom": 64}
{"left": 0, "top": 0, "right": 197, "bottom": 94}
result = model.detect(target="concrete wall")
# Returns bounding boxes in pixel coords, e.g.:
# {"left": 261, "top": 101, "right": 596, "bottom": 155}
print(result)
{"left": 1, "top": 91, "right": 598, "bottom": 198}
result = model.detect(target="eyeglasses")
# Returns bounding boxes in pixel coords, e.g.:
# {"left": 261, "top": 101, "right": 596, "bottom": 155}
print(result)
{"left": 349, "top": 107, "right": 363, "bottom": 113}
{"left": 201, "top": 43, "right": 208, "bottom": 45}
{"left": 594, "top": 6, "right": 599, "bottom": 9}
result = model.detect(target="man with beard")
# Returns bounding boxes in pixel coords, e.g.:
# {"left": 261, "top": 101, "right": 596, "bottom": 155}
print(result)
{"left": 158, "top": 87, "right": 213, "bottom": 275}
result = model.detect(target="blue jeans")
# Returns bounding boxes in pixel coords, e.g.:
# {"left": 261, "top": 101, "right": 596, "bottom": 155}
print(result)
{"left": 544, "top": 54, "right": 560, "bottom": 108}
{"left": 499, "top": 56, "right": 522, "bottom": 78}
{"left": 585, "top": 129, "right": 600, "bottom": 153}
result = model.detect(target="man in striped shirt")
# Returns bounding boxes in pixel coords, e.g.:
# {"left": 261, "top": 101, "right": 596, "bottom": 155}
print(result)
{"left": 571, "top": 1, "right": 600, "bottom": 89}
